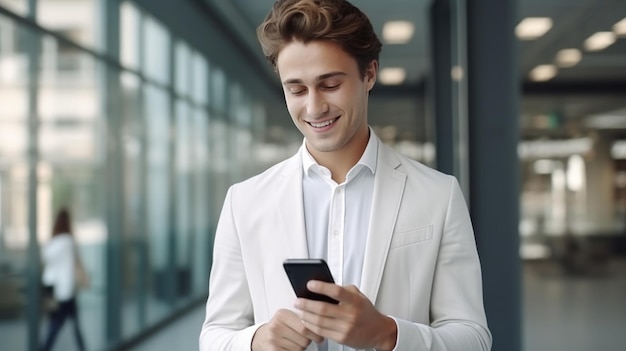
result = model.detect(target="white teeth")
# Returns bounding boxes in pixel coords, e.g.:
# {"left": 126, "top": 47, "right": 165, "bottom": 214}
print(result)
{"left": 309, "top": 118, "right": 337, "bottom": 128}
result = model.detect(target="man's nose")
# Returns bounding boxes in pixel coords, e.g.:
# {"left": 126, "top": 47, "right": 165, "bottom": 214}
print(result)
{"left": 306, "top": 92, "right": 328, "bottom": 118}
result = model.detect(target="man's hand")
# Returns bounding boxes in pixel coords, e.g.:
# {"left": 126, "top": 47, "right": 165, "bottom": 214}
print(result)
{"left": 294, "top": 281, "right": 397, "bottom": 350}
{"left": 252, "top": 308, "right": 323, "bottom": 351}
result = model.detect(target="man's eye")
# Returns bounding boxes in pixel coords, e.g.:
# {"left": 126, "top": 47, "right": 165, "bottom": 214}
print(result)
{"left": 289, "top": 89, "right": 306, "bottom": 95}
{"left": 323, "top": 85, "right": 339, "bottom": 90}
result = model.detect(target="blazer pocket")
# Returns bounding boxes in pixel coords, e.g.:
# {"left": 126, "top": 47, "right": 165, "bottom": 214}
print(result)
{"left": 390, "top": 225, "right": 433, "bottom": 249}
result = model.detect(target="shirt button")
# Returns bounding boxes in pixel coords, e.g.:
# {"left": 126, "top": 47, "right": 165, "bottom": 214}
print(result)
{"left": 333, "top": 229, "right": 339, "bottom": 236}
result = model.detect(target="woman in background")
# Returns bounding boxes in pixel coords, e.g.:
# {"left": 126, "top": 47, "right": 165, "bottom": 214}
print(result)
{"left": 41, "top": 207, "right": 87, "bottom": 351}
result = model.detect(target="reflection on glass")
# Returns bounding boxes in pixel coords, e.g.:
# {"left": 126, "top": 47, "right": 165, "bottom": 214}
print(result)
{"left": 175, "top": 42, "right": 190, "bottom": 97}
{"left": 209, "top": 118, "right": 229, "bottom": 224}
{"left": 0, "top": 15, "right": 28, "bottom": 162}
{"left": 37, "top": 0, "right": 98, "bottom": 50}
{"left": 143, "top": 16, "right": 170, "bottom": 85}
{"left": 211, "top": 67, "right": 226, "bottom": 112}
{"left": 38, "top": 31, "right": 106, "bottom": 349}
{"left": 120, "top": 71, "right": 144, "bottom": 338}
{"left": 0, "top": 16, "right": 30, "bottom": 351}
{"left": 144, "top": 84, "right": 171, "bottom": 324}
{"left": 175, "top": 100, "right": 192, "bottom": 300}
{"left": 192, "top": 109, "right": 210, "bottom": 295}
{"left": 120, "top": 1, "right": 141, "bottom": 70}
{"left": 0, "top": 1, "right": 275, "bottom": 350}
{"left": 39, "top": 35, "right": 99, "bottom": 165}
{"left": 192, "top": 53, "right": 208, "bottom": 106}
{"left": 0, "top": 0, "right": 28, "bottom": 16}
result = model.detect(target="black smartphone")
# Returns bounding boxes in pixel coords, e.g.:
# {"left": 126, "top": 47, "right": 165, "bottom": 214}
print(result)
{"left": 283, "top": 258, "right": 339, "bottom": 304}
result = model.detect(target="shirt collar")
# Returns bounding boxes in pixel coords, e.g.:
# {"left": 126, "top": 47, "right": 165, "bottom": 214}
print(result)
{"left": 301, "top": 126, "right": 378, "bottom": 177}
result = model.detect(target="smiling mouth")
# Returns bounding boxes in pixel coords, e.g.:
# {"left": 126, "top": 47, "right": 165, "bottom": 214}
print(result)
{"left": 308, "top": 117, "right": 339, "bottom": 128}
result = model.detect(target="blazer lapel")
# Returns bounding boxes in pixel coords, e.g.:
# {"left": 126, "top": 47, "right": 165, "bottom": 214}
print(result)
{"left": 277, "top": 152, "right": 310, "bottom": 259}
{"left": 360, "top": 144, "right": 406, "bottom": 304}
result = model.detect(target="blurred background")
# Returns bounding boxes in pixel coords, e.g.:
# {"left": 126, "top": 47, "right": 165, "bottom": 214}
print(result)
{"left": 0, "top": 0, "right": 625, "bottom": 350}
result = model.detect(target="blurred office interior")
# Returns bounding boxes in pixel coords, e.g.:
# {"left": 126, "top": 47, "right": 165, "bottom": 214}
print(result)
{"left": 0, "top": 0, "right": 625, "bottom": 350}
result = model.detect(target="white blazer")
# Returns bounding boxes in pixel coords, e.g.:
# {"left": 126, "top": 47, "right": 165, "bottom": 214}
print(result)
{"left": 200, "top": 137, "right": 492, "bottom": 351}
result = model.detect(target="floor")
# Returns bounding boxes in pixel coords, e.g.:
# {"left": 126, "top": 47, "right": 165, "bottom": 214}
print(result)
{"left": 4, "top": 259, "right": 625, "bottom": 350}
{"left": 132, "top": 306, "right": 206, "bottom": 351}
{"left": 522, "top": 258, "right": 626, "bottom": 351}
{"left": 131, "top": 259, "right": 626, "bottom": 351}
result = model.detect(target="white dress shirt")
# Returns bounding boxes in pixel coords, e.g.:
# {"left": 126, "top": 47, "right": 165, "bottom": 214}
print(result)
{"left": 301, "top": 130, "right": 378, "bottom": 351}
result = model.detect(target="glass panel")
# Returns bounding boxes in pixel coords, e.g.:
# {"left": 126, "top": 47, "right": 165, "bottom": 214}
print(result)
{"left": 39, "top": 38, "right": 100, "bottom": 164}
{"left": 229, "top": 83, "right": 250, "bottom": 181}
{"left": 175, "top": 42, "right": 190, "bottom": 97}
{"left": 120, "top": 1, "right": 141, "bottom": 71}
{"left": 0, "top": 15, "right": 28, "bottom": 162}
{"left": 37, "top": 0, "right": 98, "bottom": 50}
{"left": 0, "top": 0, "right": 28, "bottom": 16}
{"left": 0, "top": 16, "right": 32, "bottom": 351}
{"left": 144, "top": 84, "right": 171, "bottom": 324}
{"left": 192, "top": 108, "right": 210, "bottom": 295}
{"left": 210, "top": 66, "right": 226, "bottom": 112}
{"left": 209, "top": 118, "right": 229, "bottom": 225}
{"left": 192, "top": 53, "right": 208, "bottom": 106}
{"left": 119, "top": 71, "right": 144, "bottom": 338}
{"left": 143, "top": 16, "right": 170, "bottom": 86}
{"left": 175, "top": 100, "right": 192, "bottom": 301}
{"left": 37, "top": 33, "right": 107, "bottom": 350}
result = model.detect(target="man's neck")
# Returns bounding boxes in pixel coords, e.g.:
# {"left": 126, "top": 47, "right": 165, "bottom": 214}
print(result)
{"left": 308, "top": 129, "right": 370, "bottom": 184}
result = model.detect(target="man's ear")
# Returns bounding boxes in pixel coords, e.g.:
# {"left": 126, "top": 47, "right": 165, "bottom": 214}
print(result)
{"left": 365, "top": 60, "right": 378, "bottom": 91}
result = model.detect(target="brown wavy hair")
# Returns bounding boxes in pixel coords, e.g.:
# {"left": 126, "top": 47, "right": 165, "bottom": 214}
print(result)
{"left": 52, "top": 208, "right": 73, "bottom": 237}
{"left": 257, "top": 0, "right": 382, "bottom": 77}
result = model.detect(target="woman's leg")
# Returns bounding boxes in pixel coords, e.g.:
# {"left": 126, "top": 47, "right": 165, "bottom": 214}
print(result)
{"left": 67, "top": 298, "right": 86, "bottom": 351}
{"left": 41, "top": 302, "right": 69, "bottom": 351}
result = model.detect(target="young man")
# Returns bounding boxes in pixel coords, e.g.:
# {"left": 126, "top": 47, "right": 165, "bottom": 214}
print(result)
{"left": 200, "top": 0, "right": 492, "bottom": 350}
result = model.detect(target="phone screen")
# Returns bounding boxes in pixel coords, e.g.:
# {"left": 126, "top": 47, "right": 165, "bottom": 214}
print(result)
{"left": 283, "top": 259, "right": 339, "bottom": 304}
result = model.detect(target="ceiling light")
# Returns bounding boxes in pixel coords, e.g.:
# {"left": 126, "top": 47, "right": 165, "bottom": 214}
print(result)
{"left": 566, "top": 154, "right": 585, "bottom": 192}
{"left": 379, "top": 67, "right": 406, "bottom": 85}
{"left": 611, "top": 141, "right": 626, "bottom": 159}
{"left": 451, "top": 66, "right": 464, "bottom": 81}
{"left": 533, "top": 159, "right": 556, "bottom": 174}
{"left": 516, "top": 17, "right": 553, "bottom": 40}
{"left": 518, "top": 138, "right": 593, "bottom": 159}
{"left": 555, "top": 49, "right": 581, "bottom": 67}
{"left": 382, "top": 21, "right": 414, "bottom": 44}
{"left": 584, "top": 31, "right": 616, "bottom": 51}
{"left": 614, "top": 17, "right": 626, "bottom": 37}
{"left": 585, "top": 113, "right": 626, "bottom": 129}
{"left": 529, "top": 64, "right": 557, "bottom": 82}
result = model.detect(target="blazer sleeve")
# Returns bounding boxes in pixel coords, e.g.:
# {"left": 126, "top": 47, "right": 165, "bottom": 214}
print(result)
{"left": 392, "top": 178, "right": 492, "bottom": 351}
{"left": 199, "top": 187, "right": 261, "bottom": 350}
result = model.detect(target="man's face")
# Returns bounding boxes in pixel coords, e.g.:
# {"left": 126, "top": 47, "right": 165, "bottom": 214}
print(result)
{"left": 276, "top": 40, "right": 376, "bottom": 159}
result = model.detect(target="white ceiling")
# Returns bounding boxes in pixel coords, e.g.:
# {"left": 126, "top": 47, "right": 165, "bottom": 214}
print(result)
{"left": 205, "top": 0, "right": 626, "bottom": 137}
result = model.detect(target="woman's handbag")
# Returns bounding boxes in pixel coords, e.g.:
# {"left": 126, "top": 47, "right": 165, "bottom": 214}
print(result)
{"left": 74, "top": 263, "right": 90, "bottom": 290}
{"left": 73, "top": 244, "right": 90, "bottom": 290}
{"left": 41, "top": 283, "right": 57, "bottom": 311}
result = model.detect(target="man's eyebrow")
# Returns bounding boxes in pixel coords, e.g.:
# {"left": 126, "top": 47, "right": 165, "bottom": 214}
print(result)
{"left": 282, "top": 71, "right": 347, "bottom": 85}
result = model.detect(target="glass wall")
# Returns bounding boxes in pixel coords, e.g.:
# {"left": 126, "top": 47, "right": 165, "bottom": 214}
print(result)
{"left": 0, "top": 13, "right": 32, "bottom": 351}
{"left": 0, "top": 0, "right": 273, "bottom": 349}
